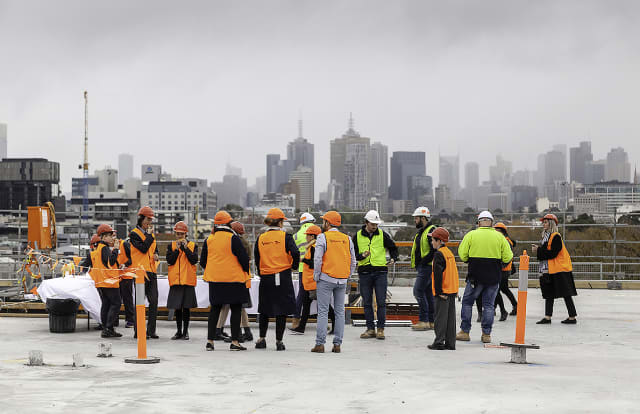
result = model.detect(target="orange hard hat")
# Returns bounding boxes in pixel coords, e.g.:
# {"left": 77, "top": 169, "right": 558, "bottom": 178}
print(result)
{"left": 96, "top": 224, "right": 114, "bottom": 236}
{"left": 230, "top": 221, "right": 245, "bottom": 235}
{"left": 305, "top": 225, "right": 322, "bottom": 236}
{"left": 89, "top": 234, "right": 101, "bottom": 245}
{"left": 214, "top": 210, "right": 233, "bottom": 225}
{"left": 266, "top": 208, "right": 287, "bottom": 220}
{"left": 541, "top": 213, "right": 558, "bottom": 224}
{"left": 321, "top": 211, "right": 342, "bottom": 226}
{"left": 494, "top": 222, "right": 507, "bottom": 231}
{"left": 174, "top": 221, "right": 188, "bottom": 233}
{"left": 138, "top": 206, "right": 155, "bottom": 218}
{"left": 430, "top": 227, "right": 450, "bottom": 243}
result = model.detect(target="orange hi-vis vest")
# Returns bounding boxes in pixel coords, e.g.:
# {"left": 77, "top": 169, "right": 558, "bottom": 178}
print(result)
{"left": 89, "top": 244, "right": 119, "bottom": 288}
{"left": 502, "top": 237, "right": 514, "bottom": 272}
{"left": 431, "top": 246, "right": 459, "bottom": 295}
{"left": 257, "top": 230, "right": 293, "bottom": 275}
{"left": 168, "top": 240, "right": 197, "bottom": 286}
{"left": 203, "top": 232, "right": 250, "bottom": 286}
{"left": 320, "top": 230, "right": 351, "bottom": 279}
{"left": 130, "top": 227, "right": 157, "bottom": 273}
{"left": 302, "top": 241, "right": 316, "bottom": 291}
{"left": 117, "top": 240, "right": 133, "bottom": 279}
{"left": 547, "top": 232, "right": 573, "bottom": 274}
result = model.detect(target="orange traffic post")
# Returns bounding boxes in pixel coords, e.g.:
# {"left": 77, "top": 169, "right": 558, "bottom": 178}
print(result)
{"left": 500, "top": 250, "right": 540, "bottom": 363}
{"left": 125, "top": 269, "right": 160, "bottom": 364}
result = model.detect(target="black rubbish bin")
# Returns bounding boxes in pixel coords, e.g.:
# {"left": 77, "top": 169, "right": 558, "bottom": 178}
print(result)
{"left": 46, "top": 298, "right": 80, "bottom": 333}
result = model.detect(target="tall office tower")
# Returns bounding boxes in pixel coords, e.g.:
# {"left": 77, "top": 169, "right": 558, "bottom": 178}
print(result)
{"left": 286, "top": 118, "right": 314, "bottom": 204}
{"left": 544, "top": 150, "right": 566, "bottom": 184}
{"left": 605, "top": 147, "right": 631, "bottom": 182}
{"left": 569, "top": 141, "right": 592, "bottom": 184}
{"left": 439, "top": 154, "right": 460, "bottom": 198}
{"left": 489, "top": 155, "right": 512, "bottom": 186}
{"left": 389, "top": 152, "right": 426, "bottom": 200}
{"left": 368, "top": 142, "right": 388, "bottom": 200}
{"left": 465, "top": 162, "right": 479, "bottom": 189}
{"left": 288, "top": 166, "right": 314, "bottom": 211}
{"left": 118, "top": 153, "right": 133, "bottom": 185}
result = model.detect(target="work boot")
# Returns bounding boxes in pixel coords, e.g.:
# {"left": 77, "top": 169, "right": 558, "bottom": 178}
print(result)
{"left": 290, "top": 318, "right": 300, "bottom": 330}
{"left": 111, "top": 330, "right": 122, "bottom": 338}
{"left": 311, "top": 344, "right": 325, "bottom": 353}
{"left": 276, "top": 341, "right": 286, "bottom": 351}
{"left": 499, "top": 311, "right": 508, "bottom": 321}
{"left": 481, "top": 334, "right": 491, "bottom": 343}
{"left": 360, "top": 329, "right": 376, "bottom": 339}
{"left": 331, "top": 344, "right": 341, "bottom": 353}
{"left": 411, "top": 321, "right": 429, "bottom": 331}
{"left": 456, "top": 330, "right": 470, "bottom": 341}
{"left": 376, "top": 328, "right": 385, "bottom": 340}
{"left": 427, "top": 322, "right": 435, "bottom": 330}
{"left": 428, "top": 343, "right": 446, "bottom": 350}
{"left": 255, "top": 339, "right": 267, "bottom": 349}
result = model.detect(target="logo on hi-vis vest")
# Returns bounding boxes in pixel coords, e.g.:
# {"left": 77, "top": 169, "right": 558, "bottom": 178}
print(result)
{"left": 328, "top": 239, "right": 347, "bottom": 245}
{"left": 261, "top": 240, "right": 281, "bottom": 246}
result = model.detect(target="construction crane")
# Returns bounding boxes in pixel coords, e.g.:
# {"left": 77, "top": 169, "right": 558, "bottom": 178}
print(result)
{"left": 82, "top": 91, "right": 89, "bottom": 220}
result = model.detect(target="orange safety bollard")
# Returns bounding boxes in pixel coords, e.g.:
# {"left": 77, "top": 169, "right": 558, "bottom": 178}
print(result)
{"left": 125, "top": 268, "right": 160, "bottom": 364}
{"left": 500, "top": 250, "right": 540, "bottom": 363}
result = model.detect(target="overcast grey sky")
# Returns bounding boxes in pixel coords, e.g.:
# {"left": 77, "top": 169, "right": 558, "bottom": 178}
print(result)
{"left": 1, "top": 0, "right": 639, "bottom": 196}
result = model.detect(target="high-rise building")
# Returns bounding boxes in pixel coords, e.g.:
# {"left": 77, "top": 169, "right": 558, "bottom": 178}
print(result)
{"left": 368, "top": 142, "right": 388, "bottom": 201}
{"left": 408, "top": 175, "right": 433, "bottom": 208}
{"left": 585, "top": 160, "right": 605, "bottom": 184}
{"left": 389, "top": 152, "right": 426, "bottom": 200}
{"left": 553, "top": 144, "right": 568, "bottom": 180}
{"left": 95, "top": 167, "right": 118, "bottom": 192}
{"left": 286, "top": 120, "right": 314, "bottom": 204}
{"left": 288, "top": 165, "right": 314, "bottom": 211}
{"left": 569, "top": 141, "right": 592, "bottom": 184}
{"left": 544, "top": 150, "right": 566, "bottom": 185}
{"left": 141, "top": 164, "right": 162, "bottom": 182}
{"left": 212, "top": 173, "right": 247, "bottom": 208}
{"left": 439, "top": 155, "right": 460, "bottom": 198}
{"left": 266, "top": 154, "right": 293, "bottom": 194}
{"left": 511, "top": 186, "right": 538, "bottom": 211}
{"left": 489, "top": 155, "right": 512, "bottom": 187}
{"left": 605, "top": 147, "right": 631, "bottom": 182}
{"left": 435, "top": 185, "right": 451, "bottom": 212}
{"left": 0, "top": 123, "right": 7, "bottom": 160}
{"left": 0, "top": 158, "right": 60, "bottom": 209}
{"left": 465, "top": 162, "right": 479, "bottom": 189}
{"left": 118, "top": 153, "right": 133, "bottom": 185}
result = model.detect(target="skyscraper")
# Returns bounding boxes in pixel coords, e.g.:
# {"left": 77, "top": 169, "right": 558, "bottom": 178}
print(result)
{"left": 389, "top": 152, "right": 426, "bottom": 200}
{"left": 0, "top": 123, "right": 7, "bottom": 160}
{"left": 439, "top": 155, "right": 460, "bottom": 198}
{"left": 118, "top": 153, "right": 133, "bottom": 185}
{"left": 605, "top": 147, "right": 631, "bottom": 182}
{"left": 286, "top": 119, "right": 314, "bottom": 204}
{"left": 288, "top": 166, "right": 314, "bottom": 211}
{"left": 368, "top": 142, "right": 388, "bottom": 199}
{"left": 489, "top": 155, "right": 512, "bottom": 186}
{"left": 465, "top": 162, "right": 479, "bottom": 189}
{"left": 266, "top": 154, "right": 293, "bottom": 193}
{"left": 544, "top": 150, "right": 566, "bottom": 184}
{"left": 569, "top": 141, "right": 592, "bottom": 184}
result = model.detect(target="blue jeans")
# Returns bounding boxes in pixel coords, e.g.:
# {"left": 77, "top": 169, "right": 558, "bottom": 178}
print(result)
{"left": 413, "top": 265, "right": 434, "bottom": 323}
{"left": 315, "top": 279, "right": 346, "bottom": 346}
{"left": 359, "top": 271, "right": 388, "bottom": 330}
{"left": 460, "top": 282, "right": 500, "bottom": 335}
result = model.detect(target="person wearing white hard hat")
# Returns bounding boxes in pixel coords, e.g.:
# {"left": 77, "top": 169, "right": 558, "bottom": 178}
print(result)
{"left": 353, "top": 210, "right": 398, "bottom": 340}
{"left": 291, "top": 212, "right": 316, "bottom": 330}
{"left": 456, "top": 210, "right": 513, "bottom": 344}
{"left": 410, "top": 206, "right": 437, "bottom": 331}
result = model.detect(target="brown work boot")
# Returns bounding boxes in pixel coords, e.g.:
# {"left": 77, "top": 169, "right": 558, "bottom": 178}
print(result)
{"left": 376, "top": 328, "right": 385, "bottom": 340}
{"left": 481, "top": 334, "right": 491, "bottom": 343}
{"left": 411, "top": 321, "right": 429, "bottom": 331}
{"left": 310, "top": 344, "right": 324, "bottom": 353}
{"left": 456, "top": 330, "right": 470, "bottom": 341}
{"left": 360, "top": 329, "right": 376, "bottom": 339}
{"left": 332, "top": 344, "right": 341, "bottom": 353}
{"left": 290, "top": 318, "right": 300, "bottom": 330}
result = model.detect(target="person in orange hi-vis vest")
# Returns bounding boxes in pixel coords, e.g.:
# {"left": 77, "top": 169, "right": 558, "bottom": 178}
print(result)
{"left": 533, "top": 214, "right": 578, "bottom": 325}
{"left": 310, "top": 211, "right": 356, "bottom": 354}
{"left": 129, "top": 206, "right": 160, "bottom": 339}
{"left": 116, "top": 236, "right": 135, "bottom": 328}
{"left": 253, "top": 208, "right": 299, "bottom": 351}
{"left": 166, "top": 221, "right": 199, "bottom": 341}
{"left": 80, "top": 232, "right": 112, "bottom": 332}
{"left": 427, "top": 227, "right": 459, "bottom": 350}
{"left": 201, "top": 211, "right": 251, "bottom": 351}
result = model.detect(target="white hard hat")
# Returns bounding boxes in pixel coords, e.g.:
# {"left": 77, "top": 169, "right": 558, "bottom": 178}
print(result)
{"left": 299, "top": 212, "right": 315, "bottom": 224}
{"left": 412, "top": 206, "right": 431, "bottom": 218}
{"left": 478, "top": 210, "right": 494, "bottom": 221}
{"left": 364, "top": 210, "right": 383, "bottom": 224}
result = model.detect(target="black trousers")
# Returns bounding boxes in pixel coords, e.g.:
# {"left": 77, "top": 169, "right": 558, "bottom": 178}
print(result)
{"left": 545, "top": 297, "right": 577, "bottom": 318}
{"left": 433, "top": 295, "right": 456, "bottom": 347}
{"left": 134, "top": 272, "right": 158, "bottom": 335}
{"left": 298, "top": 290, "right": 335, "bottom": 332}
{"left": 119, "top": 278, "right": 135, "bottom": 323}
{"left": 208, "top": 304, "right": 241, "bottom": 341}
{"left": 175, "top": 308, "right": 191, "bottom": 334}
{"left": 259, "top": 314, "right": 286, "bottom": 341}
{"left": 99, "top": 287, "right": 121, "bottom": 330}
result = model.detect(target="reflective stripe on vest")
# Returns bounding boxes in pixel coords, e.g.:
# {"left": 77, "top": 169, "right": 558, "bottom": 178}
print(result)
{"left": 203, "top": 232, "right": 247, "bottom": 283}
{"left": 90, "top": 244, "right": 119, "bottom": 288}
{"left": 130, "top": 228, "right": 157, "bottom": 273}
{"left": 302, "top": 241, "right": 317, "bottom": 291}
{"left": 168, "top": 240, "right": 197, "bottom": 286}
{"left": 320, "top": 231, "right": 351, "bottom": 279}
{"left": 411, "top": 224, "right": 435, "bottom": 268}
{"left": 258, "top": 230, "right": 293, "bottom": 275}
{"left": 295, "top": 223, "right": 313, "bottom": 272}
{"left": 431, "top": 246, "right": 459, "bottom": 295}
{"left": 356, "top": 229, "right": 386, "bottom": 267}
{"left": 547, "top": 232, "right": 573, "bottom": 274}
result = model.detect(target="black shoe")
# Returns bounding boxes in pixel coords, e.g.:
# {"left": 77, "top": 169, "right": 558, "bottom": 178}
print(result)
{"left": 445, "top": 344, "right": 456, "bottom": 350}
{"left": 536, "top": 318, "right": 551, "bottom": 324}
{"left": 230, "top": 343, "right": 247, "bottom": 351}
{"left": 221, "top": 330, "right": 230, "bottom": 339}
{"left": 499, "top": 311, "right": 508, "bottom": 321}
{"left": 213, "top": 328, "right": 227, "bottom": 341}
{"left": 428, "top": 343, "right": 446, "bottom": 350}
{"left": 242, "top": 331, "right": 254, "bottom": 342}
{"left": 148, "top": 333, "right": 159, "bottom": 339}
{"left": 183, "top": 332, "right": 190, "bottom": 340}
{"left": 224, "top": 336, "right": 232, "bottom": 343}
{"left": 101, "top": 330, "right": 113, "bottom": 338}
{"left": 510, "top": 308, "right": 517, "bottom": 316}
{"left": 171, "top": 332, "right": 183, "bottom": 340}
{"left": 476, "top": 313, "right": 482, "bottom": 323}
{"left": 94, "top": 324, "right": 104, "bottom": 331}
{"left": 561, "top": 318, "right": 577, "bottom": 324}
{"left": 289, "top": 326, "right": 305, "bottom": 335}
{"left": 237, "top": 335, "right": 244, "bottom": 343}
{"left": 111, "top": 330, "right": 123, "bottom": 338}
{"left": 206, "top": 342, "right": 214, "bottom": 351}
{"left": 276, "top": 341, "right": 286, "bottom": 351}
{"left": 255, "top": 339, "right": 266, "bottom": 349}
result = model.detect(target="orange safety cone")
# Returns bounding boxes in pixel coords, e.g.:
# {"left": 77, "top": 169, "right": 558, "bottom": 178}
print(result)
{"left": 500, "top": 251, "right": 540, "bottom": 363}
{"left": 125, "top": 269, "right": 160, "bottom": 364}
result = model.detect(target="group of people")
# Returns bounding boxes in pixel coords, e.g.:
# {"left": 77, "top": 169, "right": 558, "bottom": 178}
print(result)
{"left": 81, "top": 203, "right": 578, "bottom": 352}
